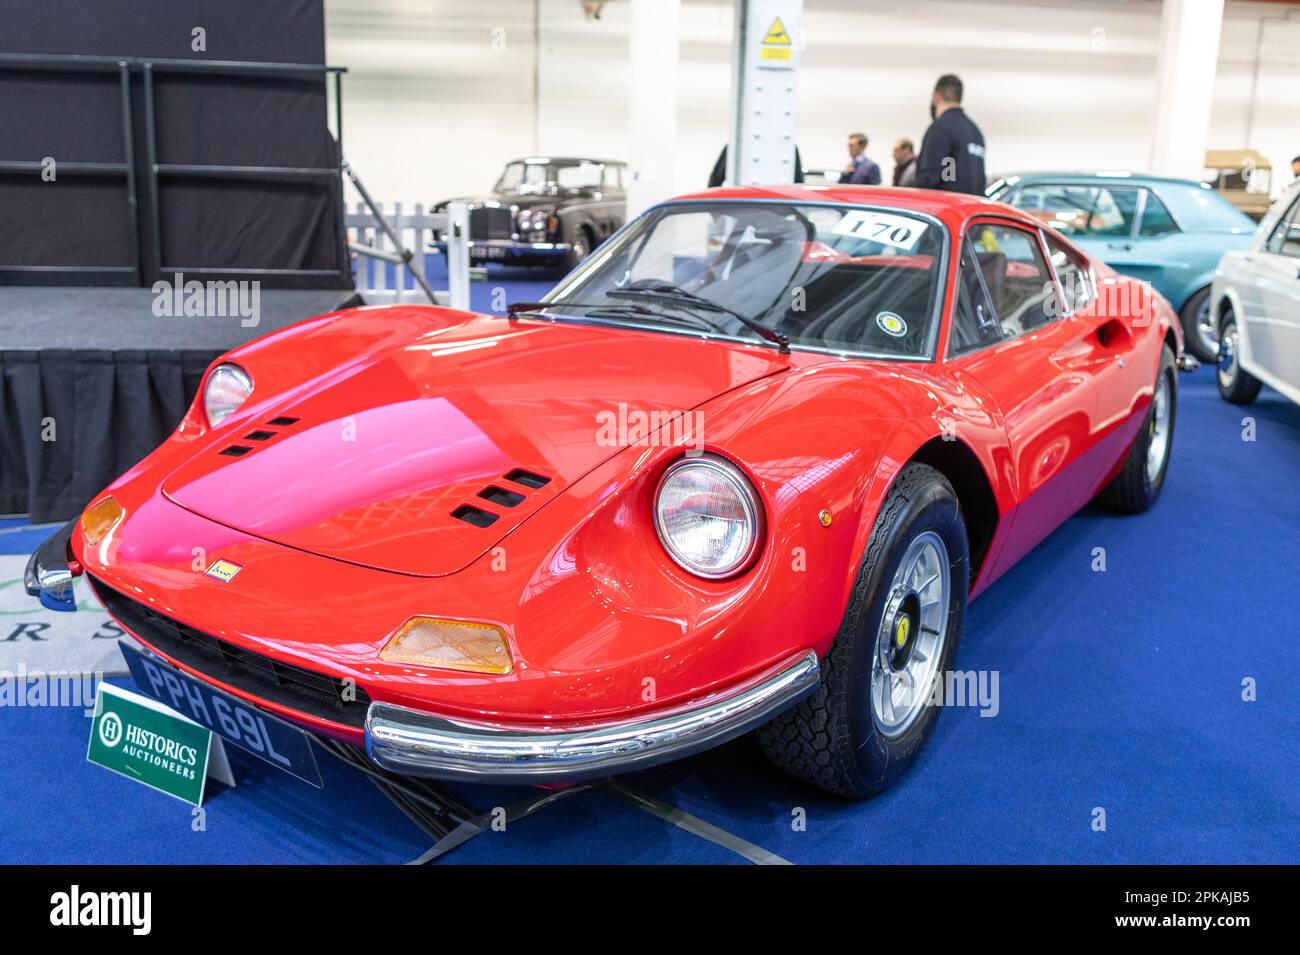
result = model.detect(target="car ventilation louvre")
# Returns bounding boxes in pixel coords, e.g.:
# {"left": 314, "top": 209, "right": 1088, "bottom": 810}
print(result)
{"left": 450, "top": 469, "right": 552, "bottom": 527}
{"left": 217, "top": 415, "right": 299, "bottom": 457}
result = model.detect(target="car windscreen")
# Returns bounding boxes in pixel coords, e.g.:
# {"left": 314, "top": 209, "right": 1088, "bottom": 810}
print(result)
{"left": 498, "top": 161, "right": 603, "bottom": 194}
{"left": 545, "top": 202, "right": 947, "bottom": 358}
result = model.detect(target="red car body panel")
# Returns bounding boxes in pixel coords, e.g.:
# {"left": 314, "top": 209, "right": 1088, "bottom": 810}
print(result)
{"left": 73, "top": 185, "right": 1183, "bottom": 745}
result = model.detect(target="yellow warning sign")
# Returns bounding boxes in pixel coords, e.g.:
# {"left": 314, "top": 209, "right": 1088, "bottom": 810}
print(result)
{"left": 759, "top": 16, "right": 793, "bottom": 62}
{"left": 762, "top": 17, "right": 791, "bottom": 46}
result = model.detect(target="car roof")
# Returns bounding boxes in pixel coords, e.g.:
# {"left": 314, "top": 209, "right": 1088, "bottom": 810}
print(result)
{"left": 994, "top": 171, "right": 1207, "bottom": 189}
{"left": 665, "top": 184, "right": 1020, "bottom": 230}
{"left": 509, "top": 156, "right": 624, "bottom": 167}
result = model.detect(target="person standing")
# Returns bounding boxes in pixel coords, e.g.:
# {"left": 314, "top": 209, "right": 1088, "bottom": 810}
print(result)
{"left": 892, "top": 138, "right": 917, "bottom": 187}
{"left": 915, "top": 74, "right": 986, "bottom": 194}
{"left": 839, "top": 133, "right": 882, "bottom": 185}
{"left": 708, "top": 144, "right": 805, "bottom": 187}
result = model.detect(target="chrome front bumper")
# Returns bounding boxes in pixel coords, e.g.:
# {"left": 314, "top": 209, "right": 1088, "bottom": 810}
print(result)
{"left": 365, "top": 650, "right": 820, "bottom": 783}
{"left": 23, "top": 519, "right": 78, "bottom": 611}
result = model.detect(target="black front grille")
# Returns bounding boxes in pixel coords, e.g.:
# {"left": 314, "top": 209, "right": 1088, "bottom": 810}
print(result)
{"left": 469, "top": 206, "right": 513, "bottom": 240}
{"left": 89, "top": 576, "right": 371, "bottom": 729}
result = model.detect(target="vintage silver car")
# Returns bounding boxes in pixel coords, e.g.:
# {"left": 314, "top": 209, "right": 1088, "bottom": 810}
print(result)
{"left": 1210, "top": 180, "right": 1300, "bottom": 407}
{"left": 433, "top": 157, "right": 627, "bottom": 270}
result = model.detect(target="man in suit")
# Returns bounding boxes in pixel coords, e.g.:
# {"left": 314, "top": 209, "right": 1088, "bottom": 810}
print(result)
{"left": 892, "top": 138, "right": 917, "bottom": 187}
{"left": 839, "top": 133, "right": 881, "bottom": 185}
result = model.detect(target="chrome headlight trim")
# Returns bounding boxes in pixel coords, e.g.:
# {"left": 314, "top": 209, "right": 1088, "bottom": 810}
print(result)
{"left": 653, "top": 453, "right": 764, "bottom": 580}
{"left": 203, "top": 363, "right": 253, "bottom": 428}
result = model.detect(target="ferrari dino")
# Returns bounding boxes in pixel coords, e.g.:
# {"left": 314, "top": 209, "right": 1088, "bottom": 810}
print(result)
{"left": 28, "top": 185, "right": 1182, "bottom": 797}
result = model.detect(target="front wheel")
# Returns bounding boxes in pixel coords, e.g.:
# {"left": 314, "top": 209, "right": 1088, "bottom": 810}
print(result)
{"left": 565, "top": 227, "right": 594, "bottom": 271}
{"left": 759, "top": 463, "right": 969, "bottom": 798}
{"left": 1180, "top": 287, "right": 1218, "bottom": 363}
{"left": 1094, "top": 344, "right": 1176, "bottom": 513}
{"left": 1216, "top": 309, "right": 1262, "bottom": 406}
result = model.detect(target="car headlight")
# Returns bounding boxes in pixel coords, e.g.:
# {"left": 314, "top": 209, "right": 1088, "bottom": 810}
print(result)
{"left": 203, "top": 363, "right": 253, "bottom": 427}
{"left": 654, "top": 454, "right": 764, "bottom": 579}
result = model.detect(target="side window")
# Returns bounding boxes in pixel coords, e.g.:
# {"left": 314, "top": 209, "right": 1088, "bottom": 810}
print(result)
{"left": 1085, "top": 187, "right": 1139, "bottom": 237}
{"left": 967, "top": 223, "right": 1059, "bottom": 339}
{"left": 1044, "top": 232, "right": 1094, "bottom": 313}
{"left": 1266, "top": 196, "right": 1300, "bottom": 258}
{"left": 602, "top": 164, "right": 622, "bottom": 193}
{"left": 949, "top": 239, "right": 1003, "bottom": 356}
{"left": 1138, "top": 190, "right": 1179, "bottom": 236}
{"left": 1011, "top": 184, "right": 1139, "bottom": 239}
{"left": 1010, "top": 184, "right": 1097, "bottom": 238}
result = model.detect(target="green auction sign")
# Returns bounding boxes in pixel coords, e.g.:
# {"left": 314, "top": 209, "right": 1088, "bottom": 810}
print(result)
{"left": 87, "top": 683, "right": 215, "bottom": 805}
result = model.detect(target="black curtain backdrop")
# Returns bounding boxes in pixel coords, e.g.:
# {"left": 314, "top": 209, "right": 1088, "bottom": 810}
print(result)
{"left": 0, "top": 1, "right": 353, "bottom": 520}
{"left": 0, "top": 288, "right": 358, "bottom": 522}
{"left": 0, "top": 349, "right": 215, "bottom": 521}
{"left": 0, "top": 0, "right": 347, "bottom": 285}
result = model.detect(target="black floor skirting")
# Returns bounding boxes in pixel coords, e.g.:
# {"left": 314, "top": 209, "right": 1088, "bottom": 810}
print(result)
{"left": 0, "top": 287, "right": 359, "bottom": 522}
{"left": 0, "top": 348, "right": 217, "bottom": 522}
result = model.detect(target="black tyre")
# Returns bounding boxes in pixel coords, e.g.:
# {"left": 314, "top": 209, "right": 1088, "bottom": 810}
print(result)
{"left": 1216, "top": 308, "right": 1262, "bottom": 406}
{"left": 566, "top": 226, "right": 594, "bottom": 271}
{"left": 1179, "top": 286, "right": 1218, "bottom": 363}
{"left": 1094, "top": 344, "right": 1176, "bottom": 513}
{"left": 759, "top": 463, "right": 969, "bottom": 798}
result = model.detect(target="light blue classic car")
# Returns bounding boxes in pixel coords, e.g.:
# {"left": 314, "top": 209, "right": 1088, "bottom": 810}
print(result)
{"left": 987, "top": 172, "right": 1256, "bottom": 361}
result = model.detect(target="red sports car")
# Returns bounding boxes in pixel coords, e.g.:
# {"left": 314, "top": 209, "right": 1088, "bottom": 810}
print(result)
{"left": 28, "top": 185, "right": 1182, "bottom": 797}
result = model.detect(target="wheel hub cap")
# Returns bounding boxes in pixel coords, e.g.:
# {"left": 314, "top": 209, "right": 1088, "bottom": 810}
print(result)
{"left": 1195, "top": 298, "right": 1218, "bottom": 356}
{"left": 1145, "top": 369, "right": 1171, "bottom": 483}
{"left": 1218, "top": 327, "right": 1237, "bottom": 382}
{"left": 871, "top": 531, "right": 950, "bottom": 739}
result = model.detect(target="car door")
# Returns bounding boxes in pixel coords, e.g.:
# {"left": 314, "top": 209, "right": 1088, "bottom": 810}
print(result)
{"left": 1042, "top": 229, "right": 1146, "bottom": 439}
{"left": 1240, "top": 193, "right": 1300, "bottom": 387}
{"left": 946, "top": 218, "right": 1105, "bottom": 575}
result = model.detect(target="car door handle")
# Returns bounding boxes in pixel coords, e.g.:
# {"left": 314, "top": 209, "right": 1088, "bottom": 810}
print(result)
{"left": 1107, "top": 242, "right": 1134, "bottom": 251}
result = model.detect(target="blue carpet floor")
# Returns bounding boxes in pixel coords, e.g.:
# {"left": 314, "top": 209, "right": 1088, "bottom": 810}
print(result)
{"left": 2, "top": 344, "right": 1296, "bottom": 863}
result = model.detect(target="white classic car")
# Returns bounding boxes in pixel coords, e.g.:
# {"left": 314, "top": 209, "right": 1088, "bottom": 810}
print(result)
{"left": 1211, "top": 180, "right": 1300, "bottom": 406}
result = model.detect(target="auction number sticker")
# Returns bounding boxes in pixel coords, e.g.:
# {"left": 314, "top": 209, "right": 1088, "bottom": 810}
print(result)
{"left": 832, "top": 210, "right": 928, "bottom": 251}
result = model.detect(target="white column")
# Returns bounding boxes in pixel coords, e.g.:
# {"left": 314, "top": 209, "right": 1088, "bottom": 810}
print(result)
{"left": 1148, "top": 0, "right": 1225, "bottom": 180}
{"left": 729, "top": 0, "right": 803, "bottom": 186}
{"left": 626, "top": 0, "right": 681, "bottom": 217}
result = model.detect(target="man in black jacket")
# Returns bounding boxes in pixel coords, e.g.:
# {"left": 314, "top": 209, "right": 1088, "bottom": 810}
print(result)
{"left": 915, "top": 74, "right": 986, "bottom": 195}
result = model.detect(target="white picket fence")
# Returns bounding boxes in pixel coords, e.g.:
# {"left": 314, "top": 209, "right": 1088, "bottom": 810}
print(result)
{"left": 345, "top": 200, "right": 469, "bottom": 309}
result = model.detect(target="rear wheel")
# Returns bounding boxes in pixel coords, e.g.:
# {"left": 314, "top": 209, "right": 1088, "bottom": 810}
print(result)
{"left": 1180, "top": 286, "right": 1218, "bottom": 363}
{"left": 1216, "top": 309, "right": 1262, "bottom": 406}
{"left": 759, "top": 463, "right": 968, "bottom": 798}
{"left": 1094, "top": 344, "right": 1176, "bottom": 513}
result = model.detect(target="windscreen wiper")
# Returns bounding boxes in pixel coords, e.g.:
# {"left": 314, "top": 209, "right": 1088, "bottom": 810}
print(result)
{"left": 507, "top": 299, "right": 656, "bottom": 318}
{"left": 506, "top": 299, "right": 716, "bottom": 331}
{"left": 605, "top": 280, "right": 790, "bottom": 354}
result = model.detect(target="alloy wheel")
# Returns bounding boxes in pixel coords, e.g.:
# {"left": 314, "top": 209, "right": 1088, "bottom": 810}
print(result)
{"left": 871, "top": 530, "right": 950, "bottom": 739}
